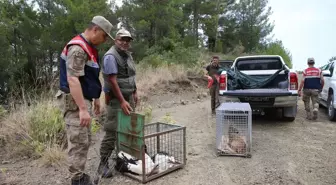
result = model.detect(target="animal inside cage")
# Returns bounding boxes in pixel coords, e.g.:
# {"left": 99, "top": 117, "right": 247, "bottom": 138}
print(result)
{"left": 114, "top": 110, "right": 186, "bottom": 183}
{"left": 216, "top": 102, "right": 252, "bottom": 158}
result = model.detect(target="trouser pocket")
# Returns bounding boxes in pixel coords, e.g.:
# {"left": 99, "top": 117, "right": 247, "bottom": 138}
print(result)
{"left": 63, "top": 93, "right": 79, "bottom": 112}
{"left": 104, "top": 98, "right": 120, "bottom": 132}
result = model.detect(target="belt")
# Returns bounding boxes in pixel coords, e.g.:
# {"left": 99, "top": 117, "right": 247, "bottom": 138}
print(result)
{"left": 61, "top": 87, "right": 93, "bottom": 102}
{"left": 60, "top": 86, "right": 70, "bottom": 93}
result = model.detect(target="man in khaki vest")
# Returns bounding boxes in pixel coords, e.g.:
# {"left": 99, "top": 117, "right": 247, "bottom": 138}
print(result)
{"left": 96, "top": 28, "right": 137, "bottom": 178}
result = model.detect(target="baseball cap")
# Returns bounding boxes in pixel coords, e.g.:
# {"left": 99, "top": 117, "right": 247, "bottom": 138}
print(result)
{"left": 91, "top": 15, "right": 114, "bottom": 40}
{"left": 307, "top": 57, "right": 315, "bottom": 64}
{"left": 116, "top": 28, "right": 133, "bottom": 40}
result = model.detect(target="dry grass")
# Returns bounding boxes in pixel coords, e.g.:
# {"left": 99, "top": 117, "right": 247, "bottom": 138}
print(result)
{"left": 0, "top": 93, "right": 66, "bottom": 164}
{"left": 134, "top": 51, "right": 216, "bottom": 100}
{"left": 135, "top": 63, "right": 189, "bottom": 99}
{"left": 39, "top": 145, "right": 67, "bottom": 168}
{"left": 0, "top": 93, "right": 105, "bottom": 168}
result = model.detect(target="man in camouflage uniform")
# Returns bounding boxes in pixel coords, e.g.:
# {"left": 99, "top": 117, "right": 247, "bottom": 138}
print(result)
{"left": 206, "top": 56, "right": 221, "bottom": 114}
{"left": 57, "top": 16, "right": 113, "bottom": 185}
{"left": 298, "top": 57, "right": 324, "bottom": 120}
{"left": 96, "top": 28, "right": 137, "bottom": 178}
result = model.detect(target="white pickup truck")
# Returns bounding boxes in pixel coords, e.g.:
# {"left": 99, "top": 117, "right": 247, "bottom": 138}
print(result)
{"left": 218, "top": 55, "right": 299, "bottom": 121}
{"left": 318, "top": 61, "right": 336, "bottom": 121}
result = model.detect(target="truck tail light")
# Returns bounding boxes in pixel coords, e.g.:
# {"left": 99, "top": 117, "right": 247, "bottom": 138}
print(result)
{"left": 289, "top": 72, "right": 298, "bottom": 90}
{"left": 219, "top": 74, "right": 227, "bottom": 90}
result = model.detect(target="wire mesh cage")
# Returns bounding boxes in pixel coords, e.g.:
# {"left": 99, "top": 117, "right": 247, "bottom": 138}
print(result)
{"left": 115, "top": 110, "right": 186, "bottom": 183}
{"left": 215, "top": 102, "right": 252, "bottom": 158}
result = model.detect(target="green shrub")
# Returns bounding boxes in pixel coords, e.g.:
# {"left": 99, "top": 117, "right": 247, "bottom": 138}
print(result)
{"left": 0, "top": 105, "right": 6, "bottom": 119}
{"left": 139, "top": 42, "right": 202, "bottom": 68}
{"left": 28, "top": 102, "right": 65, "bottom": 149}
{"left": 0, "top": 98, "right": 67, "bottom": 162}
{"left": 256, "top": 40, "right": 293, "bottom": 68}
{"left": 161, "top": 113, "right": 176, "bottom": 124}
{"left": 143, "top": 105, "right": 153, "bottom": 124}
{"left": 91, "top": 118, "right": 101, "bottom": 134}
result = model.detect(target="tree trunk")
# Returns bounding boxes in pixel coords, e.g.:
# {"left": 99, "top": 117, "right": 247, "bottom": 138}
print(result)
{"left": 193, "top": 0, "right": 199, "bottom": 46}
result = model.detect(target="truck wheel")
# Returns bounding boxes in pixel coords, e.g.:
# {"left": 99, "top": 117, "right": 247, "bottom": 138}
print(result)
{"left": 327, "top": 94, "right": 336, "bottom": 121}
{"left": 264, "top": 108, "right": 276, "bottom": 119}
{"left": 283, "top": 117, "right": 295, "bottom": 122}
{"left": 282, "top": 106, "right": 297, "bottom": 122}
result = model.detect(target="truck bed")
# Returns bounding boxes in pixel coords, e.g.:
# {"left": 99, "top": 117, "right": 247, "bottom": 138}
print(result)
{"left": 220, "top": 88, "right": 297, "bottom": 107}
{"left": 221, "top": 88, "right": 292, "bottom": 97}
{"left": 218, "top": 55, "right": 298, "bottom": 117}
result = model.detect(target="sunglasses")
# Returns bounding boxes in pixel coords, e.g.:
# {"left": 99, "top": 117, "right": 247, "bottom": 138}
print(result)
{"left": 116, "top": 36, "right": 131, "bottom": 42}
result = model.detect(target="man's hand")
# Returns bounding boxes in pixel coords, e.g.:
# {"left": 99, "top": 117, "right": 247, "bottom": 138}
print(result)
{"left": 133, "top": 91, "right": 138, "bottom": 107}
{"left": 108, "top": 75, "right": 133, "bottom": 115}
{"left": 121, "top": 100, "right": 133, "bottom": 115}
{"left": 94, "top": 99, "right": 100, "bottom": 115}
{"left": 79, "top": 109, "right": 91, "bottom": 127}
{"left": 105, "top": 93, "right": 111, "bottom": 105}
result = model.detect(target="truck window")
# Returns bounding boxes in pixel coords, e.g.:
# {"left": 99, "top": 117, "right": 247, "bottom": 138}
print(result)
{"left": 219, "top": 60, "right": 233, "bottom": 69}
{"left": 329, "top": 62, "right": 334, "bottom": 77}
{"left": 320, "top": 63, "right": 330, "bottom": 71}
{"left": 219, "top": 62, "right": 232, "bottom": 69}
{"left": 236, "top": 58, "right": 283, "bottom": 70}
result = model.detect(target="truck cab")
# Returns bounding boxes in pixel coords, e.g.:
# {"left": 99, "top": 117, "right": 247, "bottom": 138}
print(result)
{"left": 318, "top": 61, "right": 336, "bottom": 121}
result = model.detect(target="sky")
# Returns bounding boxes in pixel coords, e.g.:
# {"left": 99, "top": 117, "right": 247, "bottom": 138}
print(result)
{"left": 268, "top": 0, "right": 336, "bottom": 70}
{"left": 114, "top": 0, "right": 336, "bottom": 71}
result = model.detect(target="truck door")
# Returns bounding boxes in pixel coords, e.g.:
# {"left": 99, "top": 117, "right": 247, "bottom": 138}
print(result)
{"left": 321, "top": 62, "right": 334, "bottom": 101}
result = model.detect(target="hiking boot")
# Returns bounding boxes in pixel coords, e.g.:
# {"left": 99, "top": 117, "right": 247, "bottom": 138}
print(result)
{"left": 312, "top": 110, "right": 318, "bottom": 120}
{"left": 211, "top": 110, "right": 216, "bottom": 115}
{"left": 306, "top": 115, "right": 312, "bottom": 120}
{"left": 97, "top": 159, "right": 113, "bottom": 178}
{"left": 306, "top": 111, "right": 312, "bottom": 120}
{"left": 71, "top": 173, "right": 93, "bottom": 185}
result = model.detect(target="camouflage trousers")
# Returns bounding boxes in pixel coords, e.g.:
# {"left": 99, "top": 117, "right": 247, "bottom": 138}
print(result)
{"left": 61, "top": 93, "right": 93, "bottom": 180}
{"left": 99, "top": 94, "right": 135, "bottom": 160}
{"left": 209, "top": 82, "right": 220, "bottom": 113}
{"left": 302, "top": 89, "right": 320, "bottom": 119}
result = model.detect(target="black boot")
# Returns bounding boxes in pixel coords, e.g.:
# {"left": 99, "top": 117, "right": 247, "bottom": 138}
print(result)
{"left": 97, "top": 158, "right": 113, "bottom": 178}
{"left": 71, "top": 173, "right": 93, "bottom": 185}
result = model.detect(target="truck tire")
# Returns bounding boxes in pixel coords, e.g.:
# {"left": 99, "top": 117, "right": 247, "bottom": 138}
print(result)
{"left": 282, "top": 106, "right": 297, "bottom": 122}
{"left": 264, "top": 108, "right": 276, "bottom": 119}
{"left": 283, "top": 116, "right": 295, "bottom": 122}
{"left": 327, "top": 94, "right": 336, "bottom": 121}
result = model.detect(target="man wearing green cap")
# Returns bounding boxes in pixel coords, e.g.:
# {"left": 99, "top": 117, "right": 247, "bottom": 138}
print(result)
{"left": 58, "top": 15, "right": 113, "bottom": 185}
{"left": 298, "top": 57, "right": 324, "bottom": 120}
{"left": 96, "top": 28, "right": 137, "bottom": 178}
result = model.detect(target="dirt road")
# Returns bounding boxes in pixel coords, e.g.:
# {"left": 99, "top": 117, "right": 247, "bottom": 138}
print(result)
{"left": 1, "top": 91, "right": 336, "bottom": 185}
